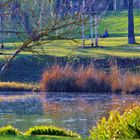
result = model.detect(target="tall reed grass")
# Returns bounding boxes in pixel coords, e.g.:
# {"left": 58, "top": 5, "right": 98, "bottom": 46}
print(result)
{"left": 40, "top": 65, "right": 140, "bottom": 93}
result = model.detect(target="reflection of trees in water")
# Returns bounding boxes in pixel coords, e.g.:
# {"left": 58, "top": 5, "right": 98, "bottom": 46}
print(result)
{"left": 1, "top": 93, "right": 140, "bottom": 137}
{"left": 41, "top": 95, "right": 113, "bottom": 136}
{"left": 0, "top": 94, "right": 43, "bottom": 115}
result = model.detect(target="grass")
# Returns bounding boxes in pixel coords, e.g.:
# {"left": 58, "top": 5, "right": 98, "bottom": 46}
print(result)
{"left": 40, "top": 65, "right": 140, "bottom": 93}
{"left": 0, "top": 135, "right": 83, "bottom": 140}
{"left": 0, "top": 82, "right": 39, "bottom": 91}
{"left": 0, "top": 10, "right": 140, "bottom": 59}
{"left": 1, "top": 37, "right": 140, "bottom": 60}
{"left": 0, "top": 10, "right": 140, "bottom": 83}
{"left": 98, "top": 10, "right": 140, "bottom": 37}
{"left": 0, "top": 125, "right": 81, "bottom": 140}
{"left": 25, "top": 125, "right": 80, "bottom": 138}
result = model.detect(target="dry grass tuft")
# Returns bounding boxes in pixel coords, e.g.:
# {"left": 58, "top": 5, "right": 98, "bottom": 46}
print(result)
{"left": 41, "top": 64, "right": 140, "bottom": 93}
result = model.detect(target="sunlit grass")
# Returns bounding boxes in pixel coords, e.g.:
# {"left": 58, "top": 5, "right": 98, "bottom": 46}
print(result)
{"left": 0, "top": 82, "right": 39, "bottom": 91}
{"left": 98, "top": 10, "right": 140, "bottom": 37}
{"left": 1, "top": 37, "right": 140, "bottom": 59}
{"left": 0, "top": 125, "right": 81, "bottom": 140}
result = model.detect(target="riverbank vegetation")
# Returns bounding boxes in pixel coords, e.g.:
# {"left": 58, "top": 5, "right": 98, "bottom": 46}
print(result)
{"left": 41, "top": 65, "right": 140, "bottom": 93}
{"left": 0, "top": 82, "right": 39, "bottom": 92}
{"left": 89, "top": 105, "right": 140, "bottom": 139}
{"left": 0, "top": 62, "right": 140, "bottom": 94}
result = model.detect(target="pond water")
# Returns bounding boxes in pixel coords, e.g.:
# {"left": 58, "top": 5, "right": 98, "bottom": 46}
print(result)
{"left": 0, "top": 92, "right": 140, "bottom": 137}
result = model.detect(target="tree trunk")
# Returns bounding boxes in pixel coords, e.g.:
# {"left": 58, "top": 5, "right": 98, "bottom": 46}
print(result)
{"left": 128, "top": 0, "right": 135, "bottom": 44}
{"left": 114, "top": 0, "right": 120, "bottom": 11}
{"left": 95, "top": 14, "right": 98, "bottom": 47}
{"left": 108, "top": 0, "right": 114, "bottom": 10}
{"left": 123, "top": 0, "right": 128, "bottom": 9}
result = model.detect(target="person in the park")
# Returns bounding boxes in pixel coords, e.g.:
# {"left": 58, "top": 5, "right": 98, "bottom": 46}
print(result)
{"left": 1, "top": 43, "right": 4, "bottom": 50}
{"left": 100, "top": 30, "right": 109, "bottom": 38}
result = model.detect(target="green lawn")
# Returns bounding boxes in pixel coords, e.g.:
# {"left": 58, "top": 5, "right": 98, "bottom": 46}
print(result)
{"left": 1, "top": 37, "right": 140, "bottom": 60}
{"left": 1, "top": 10, "right": 140, "bottom": 60}
{"left": 91, "top": 10, "right": 140, "bottom": 37}
{"left": 0, "top": 10, "right": 140, "bottom": 82}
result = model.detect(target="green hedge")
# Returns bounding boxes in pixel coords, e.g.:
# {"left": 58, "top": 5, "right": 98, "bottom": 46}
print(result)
{"left": 89, "top": 106, "right": 140, "bottom": 140}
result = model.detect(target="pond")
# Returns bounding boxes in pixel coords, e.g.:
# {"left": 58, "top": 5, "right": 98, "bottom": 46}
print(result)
{"left": 0, "top": 92, "right": 140, "bottom": 137}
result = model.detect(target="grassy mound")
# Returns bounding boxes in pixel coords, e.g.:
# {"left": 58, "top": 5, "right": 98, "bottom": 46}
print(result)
{"left": 89, "top": 105, "right": 140, "bottom": 139}
{"left": 25, "top": 125, "right": 80, "bottom": 138}
{"left": 0, "top": 125, "right": 80, "bottom": 138}
{"left": 41, "top": 65, "right": 140, "bottom": 93}
{"left": 0, "top": 125, "right": 21, "bottom": 135}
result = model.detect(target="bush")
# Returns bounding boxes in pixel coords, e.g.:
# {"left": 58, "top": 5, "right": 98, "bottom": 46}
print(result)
{"left": 0, "top": 125, "right": 21, "bottom": 135}
{"left": 25, "top": 125, "right": 80, "bottom": 138}
{"left": 40, "top": 65, "right": 140, "bottom": 93}
{"left": 89, "top": 105, "right": 140, "bottom": 140}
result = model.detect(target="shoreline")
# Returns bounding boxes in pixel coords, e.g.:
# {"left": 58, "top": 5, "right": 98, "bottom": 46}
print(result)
{"left": 0, "top": 55, "right": 140, "bottom": 83}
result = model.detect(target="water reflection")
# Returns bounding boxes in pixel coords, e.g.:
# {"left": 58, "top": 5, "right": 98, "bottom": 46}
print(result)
{"left": 0, "top": 92, "right": 140, "bottom": 137}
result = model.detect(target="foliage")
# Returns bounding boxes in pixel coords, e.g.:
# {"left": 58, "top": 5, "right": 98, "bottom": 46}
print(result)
{"left": 0, "top": 125, "right": 80, "bottom": 138}
{"left": 89, "top": 105, "right": 140, "bottom": 139}
{"left": 24, "top": 125, "right": 80, "bottom": 138}
{"left": 41, "top": 65, "right": 140, "bottom": 93}
{"left": 0, "top": 125, "right": 21, "bottom": 135}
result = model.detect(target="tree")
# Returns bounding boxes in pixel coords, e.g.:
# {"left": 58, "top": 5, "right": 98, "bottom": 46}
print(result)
{"left": 128, "top": 0, "right": 135, "bottom": 44}
{"left": 114, "top": 0, "right": 120, "bottom": 11}
{"left": 0, "top": 0, "right": 84, "bottom": 71}
{"left": 123, "top": 0, "right": 128, "bottom": 9}
{"left": 0, "top": 0, "right": 109, "bottom": 72}
{"left": 107, "top": 0, "right": 114, "bottom": 10}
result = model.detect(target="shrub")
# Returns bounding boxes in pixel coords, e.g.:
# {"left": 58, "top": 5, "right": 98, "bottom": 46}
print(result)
{"left": 89, "top": 105, "right": 140, "bottom": 140}
{"left": 25, "top": 125, "right": 80, "bottom": 138}
{"left": 0, "top": 125, "right": 21, "bottom": 135}
{"left": 40, "top": 64, "right": 140, "bottom": 93}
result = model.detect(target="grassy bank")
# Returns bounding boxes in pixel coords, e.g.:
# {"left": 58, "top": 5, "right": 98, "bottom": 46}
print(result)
{"left": 41, "top": 65, "right": 140, "bottom": 93}
{"left": 0, "top": 125, "right": 80, "bottom": 139}
{"left": 0, "top": 55, "right": 140, "bottom": 83}
{"left": 0, "top": 10, "right": 139, "bottom": 83}
{"left": 0, "top": 82, "right": 39, "bottom": 92}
